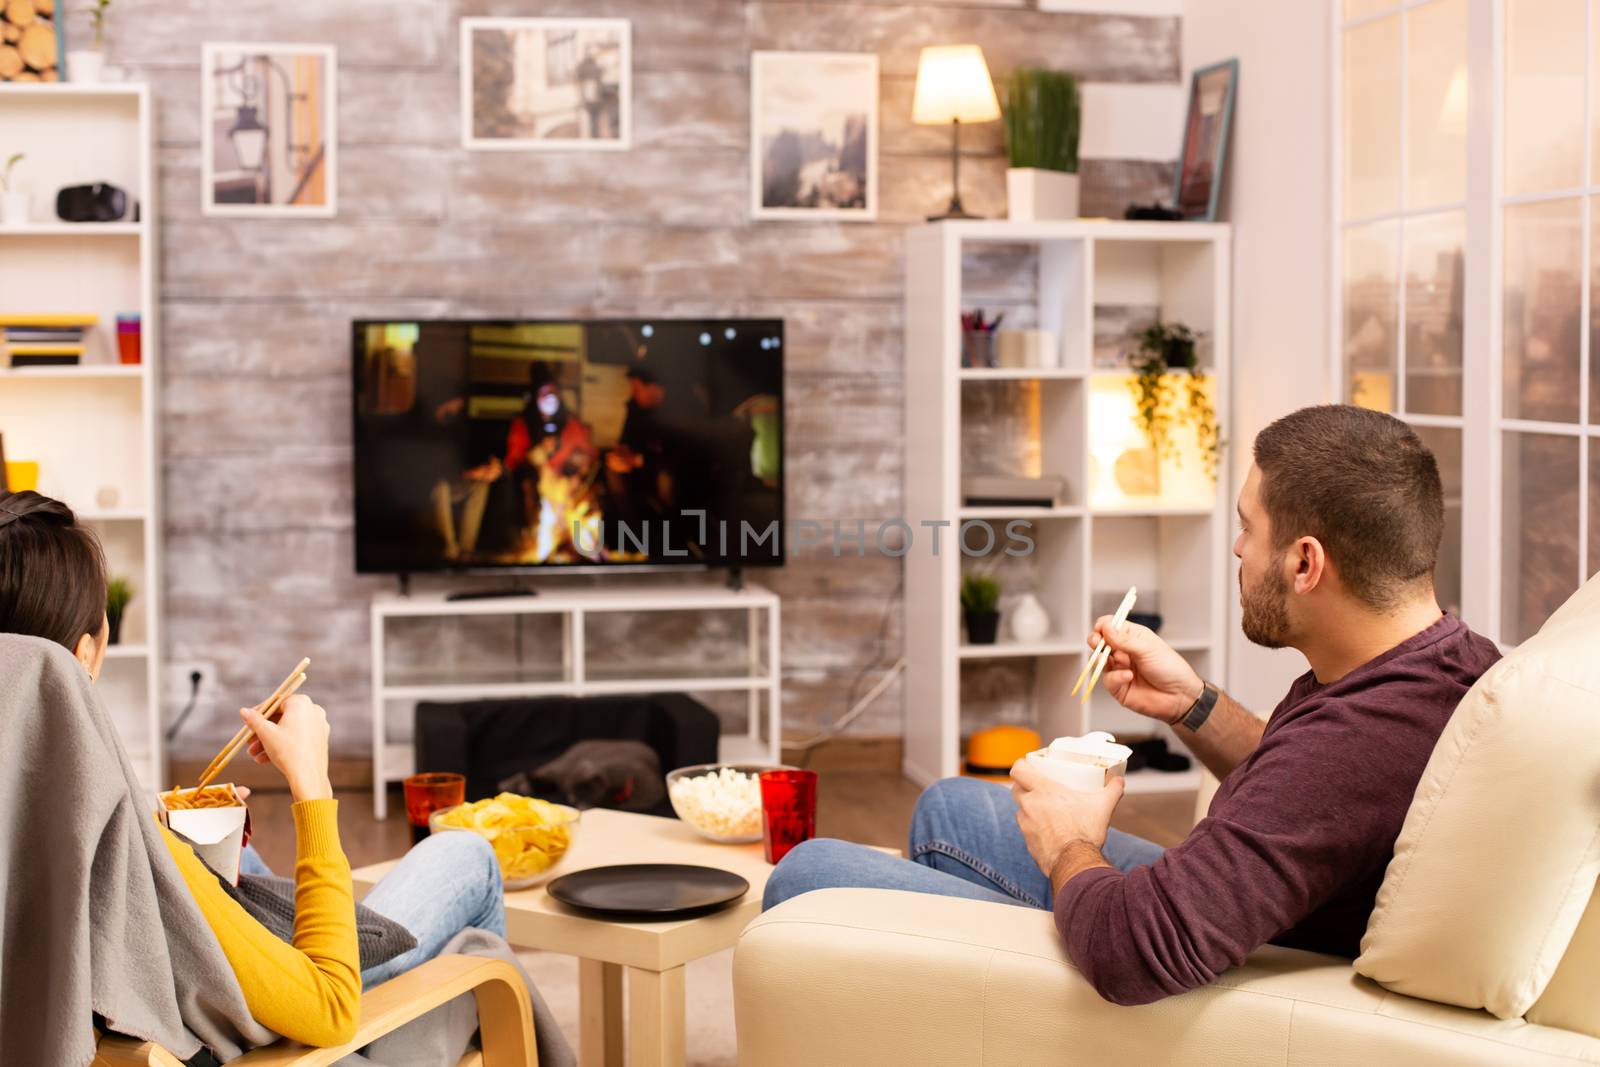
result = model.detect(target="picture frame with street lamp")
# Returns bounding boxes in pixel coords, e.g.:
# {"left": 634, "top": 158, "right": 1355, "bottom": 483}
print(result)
{"left": 461, "top": 17, "right": 631, "bottom": 151}
{"left": 201, "top": 42, "right": 338, "bottom": 218}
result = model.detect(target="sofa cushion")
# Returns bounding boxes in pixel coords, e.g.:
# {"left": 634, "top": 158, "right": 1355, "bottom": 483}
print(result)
{"left": 1355, "top": 575, "right": 1600, "bottom": 1023}
{"left": 1527, "top": 883, "right": 1600, "bottom": 1038}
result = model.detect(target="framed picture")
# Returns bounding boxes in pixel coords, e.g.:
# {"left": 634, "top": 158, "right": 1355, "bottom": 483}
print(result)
{"left": 751, "top": 51, "right": 878, "bottom": 222}
{"left": 202, "top": 43, "right": 338, "bottom": 217}
{"left": 1173, "top": 58, "right": 1238, "bottom": 223}
{"left": 461, "top": 17, "right": 631, "bottom": 151}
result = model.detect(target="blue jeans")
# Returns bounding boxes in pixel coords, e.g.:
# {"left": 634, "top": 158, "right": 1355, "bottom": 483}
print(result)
{"left": 240, "top": 829, "right": 508, "bottom": 988}
{"left": 763, "top": 776, "right": 1165, "bottom": 911}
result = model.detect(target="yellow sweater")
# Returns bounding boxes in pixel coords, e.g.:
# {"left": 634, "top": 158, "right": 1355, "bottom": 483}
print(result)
{"left": 159, "top": 799, "right": 361, "bottom": 1047}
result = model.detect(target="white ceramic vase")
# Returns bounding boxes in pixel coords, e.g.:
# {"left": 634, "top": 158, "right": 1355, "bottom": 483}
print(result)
{"left": 0, "top": 190, "right": 27, "bottom": 226}
{"left": 1009, "top": 593, "right": 1051, "bottom": 643}
{"left": 68, "top": 49, "right": 106, "bottom": 83}
{"left": 1006, "top": 168, "right": 1080, "bottom": 222}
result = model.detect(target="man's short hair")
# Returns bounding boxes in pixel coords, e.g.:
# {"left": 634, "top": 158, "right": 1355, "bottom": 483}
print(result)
{"left": 1252, "top": 405, "right": 1443, "bottom": 610}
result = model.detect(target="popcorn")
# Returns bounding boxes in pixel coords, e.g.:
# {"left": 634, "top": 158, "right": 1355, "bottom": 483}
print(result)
{"left": 669, "top": 767, "right": 763, "bottom": 838}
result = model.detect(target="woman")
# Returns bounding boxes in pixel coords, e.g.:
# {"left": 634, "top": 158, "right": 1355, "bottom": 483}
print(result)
{"left": 0, "top": 490, "right": 509, "bottom": 1049}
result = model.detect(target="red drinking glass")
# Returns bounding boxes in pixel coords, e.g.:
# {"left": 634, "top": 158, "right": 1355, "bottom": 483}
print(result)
{"left": 404, "top": 772, "right": 465, "bottom": 844}
{"left": 759, "top": 769, "right": 818, "bottom": 864}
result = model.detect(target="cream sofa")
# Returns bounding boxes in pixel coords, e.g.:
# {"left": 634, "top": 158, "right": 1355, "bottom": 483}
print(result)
{"left": 735, "top": 582, "right": 1600, "bottom": 1065}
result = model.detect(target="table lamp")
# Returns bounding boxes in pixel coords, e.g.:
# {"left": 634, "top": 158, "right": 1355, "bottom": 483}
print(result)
{"left": 912, "top": 44, "right": 1001, "bottom": 221}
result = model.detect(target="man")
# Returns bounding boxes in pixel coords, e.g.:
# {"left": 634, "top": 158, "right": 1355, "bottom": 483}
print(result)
{"left": 764, "top": 405, "right": 1501, "bottom": 1004}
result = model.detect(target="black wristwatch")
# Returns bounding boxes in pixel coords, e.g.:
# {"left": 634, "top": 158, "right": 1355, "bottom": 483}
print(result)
{"left": 1177, "top": 682, "right": 1218, "bottom": 732}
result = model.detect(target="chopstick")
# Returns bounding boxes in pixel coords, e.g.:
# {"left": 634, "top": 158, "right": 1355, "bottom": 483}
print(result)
{"left": 185, "top": 657, "right": 309, "bottom": 796}
{"left": 1074, "top": 587, "right": 1137, "bottom": 705}
{"left": 1071, "top": 587, "right": 1133, "bottom": 696}
{"left": 192, "top": 671, "right": 306, "bottom": 795}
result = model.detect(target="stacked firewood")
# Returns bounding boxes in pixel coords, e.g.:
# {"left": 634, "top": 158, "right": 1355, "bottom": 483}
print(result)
{"left": 1, "top": 0, "right": 59, "bottom": 83}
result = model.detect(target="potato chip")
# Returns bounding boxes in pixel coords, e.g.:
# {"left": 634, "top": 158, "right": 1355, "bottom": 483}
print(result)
{"left": 432, "top": 793, "right": 577, "bottom": 884}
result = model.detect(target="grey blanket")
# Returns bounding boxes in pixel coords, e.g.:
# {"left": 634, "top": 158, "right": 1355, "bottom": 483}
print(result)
{"left": 0, "top": 634, "right": 279, "bottom": 1066}
{"left": 220, "top": 873, "right": 418, "bottom": 973}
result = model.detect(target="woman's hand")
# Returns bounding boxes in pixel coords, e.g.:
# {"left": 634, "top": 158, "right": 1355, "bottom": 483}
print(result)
{"left": 241, "top": 694, "right": 333, "bottom": 802}
{"left": 1087, "top": 616, "right": 1204, "bottom": 725}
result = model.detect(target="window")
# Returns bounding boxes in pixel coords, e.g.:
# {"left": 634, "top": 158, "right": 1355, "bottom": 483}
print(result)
{"left": 1498, "top": 0, "right": 1596, "bottom": 642}
{"left": 1337, "top": 0, "right": 1468, "bottom": 617}
{"left": 1336, "top": 0, "right": 1600, "bottom": 642}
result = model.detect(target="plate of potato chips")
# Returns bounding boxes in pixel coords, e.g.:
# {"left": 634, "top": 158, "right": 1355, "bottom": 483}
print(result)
{"left": 429, "top": 793, "right": 581, "bottom": 889}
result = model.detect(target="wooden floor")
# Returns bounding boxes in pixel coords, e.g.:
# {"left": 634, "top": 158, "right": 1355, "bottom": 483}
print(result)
{"left": 242, "top": 773, "right": 1196, "bottom": 874}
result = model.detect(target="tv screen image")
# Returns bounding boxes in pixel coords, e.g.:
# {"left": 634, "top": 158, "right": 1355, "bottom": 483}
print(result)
{"left": 353, "top": 319, "right": 784, "bottom": 573}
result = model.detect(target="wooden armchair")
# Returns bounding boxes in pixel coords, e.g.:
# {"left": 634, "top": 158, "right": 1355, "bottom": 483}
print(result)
{"left": 92, "top": 954, "right": 537, "bottom": 1067}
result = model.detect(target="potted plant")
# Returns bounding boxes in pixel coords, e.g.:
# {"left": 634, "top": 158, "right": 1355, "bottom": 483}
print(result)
{"left": 105, "top": 574, "right": 133, "bottom": 645}
{"left": 1128, "top": 320, "right": 1222, "bottom": 480}
{"left": 0, "top": 154, "right": 26, "bottom": 227}
{"left": 1003, "top": 68, "right": 1081, "bottom": 221}
{"left": 68, "top": 0, "right": 113, "bottom": 84}
{"left": 961, "top": 573, "right": 1002, "bottom": 646}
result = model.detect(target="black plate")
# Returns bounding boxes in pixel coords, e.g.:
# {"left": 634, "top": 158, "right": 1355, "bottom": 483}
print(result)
{"left": 546, "top": 863, "right": 751, "bottom": 920}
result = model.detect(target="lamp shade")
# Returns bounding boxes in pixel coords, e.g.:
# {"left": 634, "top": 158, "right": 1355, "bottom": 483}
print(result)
{"left": 229, "top": 105, "right": 268, "bottom": 171}
{"left": 912, "top": 45, "right": 1001, "bottom": 126}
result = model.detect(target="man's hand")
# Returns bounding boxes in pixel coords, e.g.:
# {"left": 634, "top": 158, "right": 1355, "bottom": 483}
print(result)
{"left": 1088, "top": 616, "right": 1204, "bottom": 725}
{"left": 1010, "top": 757, "right": 1125, "bottom": 894}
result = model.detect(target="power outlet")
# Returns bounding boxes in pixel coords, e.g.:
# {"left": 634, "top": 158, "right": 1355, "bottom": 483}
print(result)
{"left": 164, "top": 661, "right": 216, "bottom": 730}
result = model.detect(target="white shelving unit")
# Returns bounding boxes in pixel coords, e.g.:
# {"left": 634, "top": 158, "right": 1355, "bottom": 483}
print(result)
{"left": 0, "top": 84, "right": 163, "bottom": 789}
{"left": 370, "top": 584, "right": 782, "bottom": 819}
{"left": 903, "top": 219, "right": 1231, "bottom": 794}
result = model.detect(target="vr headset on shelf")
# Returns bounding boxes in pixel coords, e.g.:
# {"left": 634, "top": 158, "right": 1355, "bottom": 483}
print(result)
{"left": 55, "top": 183, "right": 138, "bottom": 223}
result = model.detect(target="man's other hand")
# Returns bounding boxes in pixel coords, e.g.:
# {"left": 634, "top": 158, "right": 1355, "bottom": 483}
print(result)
{"left": 1010, "top": 757, "right": 1124, "bottom": 885}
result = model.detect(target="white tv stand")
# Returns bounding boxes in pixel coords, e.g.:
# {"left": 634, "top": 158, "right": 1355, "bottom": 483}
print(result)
{"left": 370, "top": 583, "right": 782, "bottom": 818}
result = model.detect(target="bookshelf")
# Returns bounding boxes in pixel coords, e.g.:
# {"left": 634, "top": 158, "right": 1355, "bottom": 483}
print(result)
{"left": 0, "top": 84, "right": 163, "bottom": 789}
{"left": 903, "top": 219, "right": 1231, "bottom": 793}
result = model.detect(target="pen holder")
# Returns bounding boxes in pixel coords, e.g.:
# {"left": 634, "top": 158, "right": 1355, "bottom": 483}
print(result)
{"left": 961, "top": 329, "right": 997, "bottom": 369}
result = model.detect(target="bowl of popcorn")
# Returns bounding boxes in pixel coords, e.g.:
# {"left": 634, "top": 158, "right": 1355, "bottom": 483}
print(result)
{"left": 666, "top": 763, "right": 791, "bottom": 843}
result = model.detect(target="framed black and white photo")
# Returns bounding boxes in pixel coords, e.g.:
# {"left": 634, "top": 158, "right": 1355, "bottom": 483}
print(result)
{"left": 202, "top": 43, "right": 338, "bottom": 217}
{"left": 1173, "top": 58, "right": 1238, "bottom": 223}
{"left": 461, "top": 17, "right": 631, "bottom": 151}
{"left": 751, "top": 51, "right": 878, "bottom": 221}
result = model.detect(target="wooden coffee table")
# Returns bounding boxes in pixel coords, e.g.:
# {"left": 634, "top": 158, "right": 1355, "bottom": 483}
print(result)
{"left": 353, "top": 807, "right": 858, "bottom": 1067}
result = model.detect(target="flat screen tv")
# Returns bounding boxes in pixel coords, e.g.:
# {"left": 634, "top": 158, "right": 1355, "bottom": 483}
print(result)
{"left": 352, "top": 319, "right": 784, "bottom": 574}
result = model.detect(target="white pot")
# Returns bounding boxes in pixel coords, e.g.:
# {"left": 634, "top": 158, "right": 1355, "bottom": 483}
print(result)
{"left": 0, "top": 190, "right": 28, "bottom": 226}
{"left": 1009, "top": 593, "right": 1052, "bottom": 644}
{"left": 68, "top": 49, "right": 106, "bottom": 84}
{"left": 1006, "top": 168, "right": 1080, "bottom": 222}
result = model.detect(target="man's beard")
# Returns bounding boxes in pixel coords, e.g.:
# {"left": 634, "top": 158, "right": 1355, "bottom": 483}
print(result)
{"left": 1240, "top": 562, "right": 1292, "bottom": 648}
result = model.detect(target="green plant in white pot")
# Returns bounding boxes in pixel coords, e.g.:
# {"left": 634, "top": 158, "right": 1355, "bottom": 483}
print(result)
{"left": 68, "top": 0, "right": 114, "bottom": 84}
{"left": 0, "top": 153, "right": 26, "bottom": 227}
{"left": 105, "top": 574, "right": 133, "bottom": 645}
{"left": 1003, "top": 68, "right": 1081, "bottom": 221}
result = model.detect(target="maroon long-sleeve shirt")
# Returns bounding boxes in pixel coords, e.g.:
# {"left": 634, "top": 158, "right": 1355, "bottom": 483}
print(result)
{"left": 1056, "top": 614, "right": 1501, "bottom": 1005}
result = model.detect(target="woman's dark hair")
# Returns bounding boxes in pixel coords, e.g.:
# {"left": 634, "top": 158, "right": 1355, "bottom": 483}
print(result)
{"left": 0, "top": 490, "right": 108, "bottom": 651}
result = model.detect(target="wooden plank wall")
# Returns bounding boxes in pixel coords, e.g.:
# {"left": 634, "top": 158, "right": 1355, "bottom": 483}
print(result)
{"left": 106, "top": 0, "right": 1179, "bottom": 755}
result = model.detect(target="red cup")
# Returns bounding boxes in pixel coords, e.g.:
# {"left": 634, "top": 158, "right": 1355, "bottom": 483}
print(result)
{"left": 404, "top": 772, "right": 465, "bottom": 843}
{"left": 759, "top": 769, "right": 818, "bottom": 864}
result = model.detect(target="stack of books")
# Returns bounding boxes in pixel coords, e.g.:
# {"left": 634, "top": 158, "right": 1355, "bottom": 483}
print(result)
{"left": 0, "top": 314, "right": 99, "bottom": 368}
